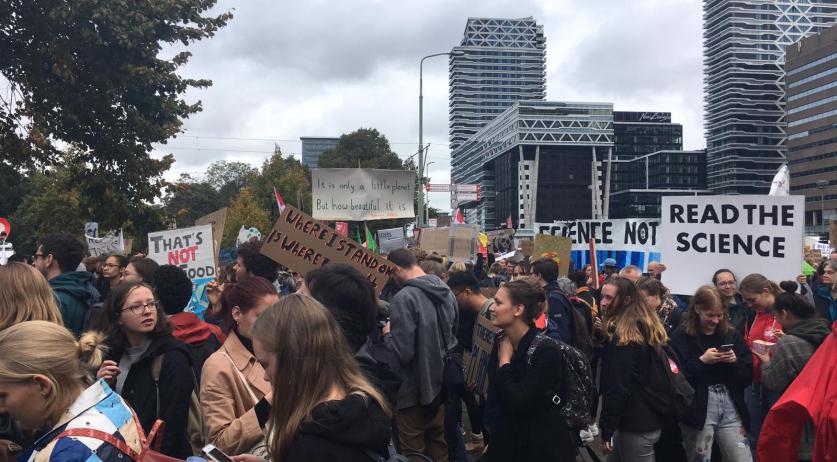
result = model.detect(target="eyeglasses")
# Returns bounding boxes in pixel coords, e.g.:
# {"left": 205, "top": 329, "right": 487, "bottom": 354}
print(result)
{"left": 102, "top": 263, "right": 120, "bottom": 269}
{"left": 121, "top": 301, "right": 158, "bottom": 315}
{"left": 716, "top": 281, "right": 736, "bottom": 287}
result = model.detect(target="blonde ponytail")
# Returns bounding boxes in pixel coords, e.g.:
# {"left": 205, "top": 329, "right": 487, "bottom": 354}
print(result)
{"left": 78, "top": 330, "right": 109, "bottom": 369}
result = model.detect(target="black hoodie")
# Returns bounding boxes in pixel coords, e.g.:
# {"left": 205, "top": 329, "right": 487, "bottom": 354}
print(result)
{"left": 284, "top": 393, "right": 391, "bottom": 462}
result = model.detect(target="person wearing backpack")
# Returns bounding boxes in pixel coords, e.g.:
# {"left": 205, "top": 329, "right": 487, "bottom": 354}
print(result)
{"left": 33, "top": 233, "right": 102, "bottom": 337}
{"left": 669, "top": 286, "right": 753, "bottom": 462}
{"left": 531, "top": 258, "right": 574, "bottom": 342}
{"left": 94, "top": 281, "right": 195, "bottom": 459}
{"left": 484, "top": 278, "right": 575, "bottom": 462}
{"left": 599, "top": 276, "right": 669, "bottom": 462}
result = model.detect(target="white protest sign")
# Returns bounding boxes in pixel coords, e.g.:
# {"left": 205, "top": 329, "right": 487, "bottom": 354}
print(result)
{"left": 84, "top": 222, "right": 98, "bottom": 238}
{"left": 377, "top": 227, "right": 406, "bottom": 254}
{"left": 312, "top": 168, "right": 416, "bottom": 221}
{"left": 147, "top": 224, "right": 216, "bottom": 280}
{"left": 661, "top": 195, "right": 805, "bottom": 295}
{"left": 86, "top": 230, "right": 124, "bottom": 257}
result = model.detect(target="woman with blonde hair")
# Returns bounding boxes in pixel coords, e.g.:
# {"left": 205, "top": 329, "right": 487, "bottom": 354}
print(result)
{"left": 599, "top": 276, "right": 670, "bottom": 462}
{"left": 0, "top": 262, "right": 62, "bottom": 332}
{"left": 234, "top": 294, "right": 391, "bottom": 462}
{"left": 0, "top": 321, "right": 143, "bottom": 462}
{"left": 670, "top": 286, "right": 753, "bottom": 462}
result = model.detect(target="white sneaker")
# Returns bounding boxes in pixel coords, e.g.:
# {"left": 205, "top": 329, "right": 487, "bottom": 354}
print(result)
{"left": 589, "top": 423, "right": 600, "bottom": 437}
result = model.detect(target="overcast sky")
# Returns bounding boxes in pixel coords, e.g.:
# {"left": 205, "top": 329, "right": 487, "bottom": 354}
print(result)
{"left": 156, "top": 0, "right": 704, "bottom": 209}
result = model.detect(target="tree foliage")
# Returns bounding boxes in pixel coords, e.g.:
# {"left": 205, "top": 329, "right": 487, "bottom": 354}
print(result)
{"left": 248, "top": 146, "right": 312, "bottom": 220}
{"left": 318, "top": 128, "right": 404, "bottom": 169}
{"left": 0, "top": 0, "right": 232, "bottom": 205}
{"left": 162, "top": 174, "right": 222, "bottom": 228}
{"left": 205, "top": 160, "right": 257, "bottom": 205}
{"left": 223, "top": 187, "right": 270, "bottom": 248}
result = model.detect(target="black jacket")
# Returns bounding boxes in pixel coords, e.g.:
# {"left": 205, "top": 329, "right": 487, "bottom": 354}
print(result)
{"left": 599, "top": 335, "right": 663, "bottom": 441}
{"left": 727, "top": 293, "right": 755, "bottom": 335}
{"left": 104, "top": 334, "right": 195, "bottom": 459}
{"left": 485, "top": 328, "right": 575, "bottom": 462}
{"left": 284, "top": 393, "right": 391, "bottom": 462}
{"left": 669, "top": 327, "right": 753, "bottom": 430}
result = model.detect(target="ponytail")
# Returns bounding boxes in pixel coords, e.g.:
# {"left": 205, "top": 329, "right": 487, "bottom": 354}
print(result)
{"left": 502, "top": 277, "right": 546, "bottom": 326}
{"left": 739, "top": 273, "right": 781, "bottom": 297}
{"left": 78, "top": 330, "right": 109, "bottom": 369}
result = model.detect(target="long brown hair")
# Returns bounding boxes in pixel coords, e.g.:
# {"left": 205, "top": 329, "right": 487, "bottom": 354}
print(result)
{"left": 682, "top": 285, "right": 730, "bottom": 337}
{"left": 502, "top": 277, "right": 546, "bottom": 326}
{"left": 251, "top": 294, "right": 390, "bottom": 461}
{"left": 0, "top": 262, "right": 63, "bottom": 331}
{"left": 603, "top": 276, "right": 668, "bottom": 347}
{"left": 100, "top": 281, "right": 171, "bottom": 351}
{"left": 739, "top": 273, "right": 781, "bottom": 297}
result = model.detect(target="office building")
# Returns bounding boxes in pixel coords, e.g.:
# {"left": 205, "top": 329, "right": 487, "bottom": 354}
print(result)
{"left": 452, "top": 100, "right": 614, "bottom": 229}
{"left": 609, "top": 150, "right": 711, "bottom": 218}
{"left": 704, "top": 0, "right": 837, "bottom": 194}
{"left": 300, "top": 137, "right": 339, "bottom": 169}
{"left": 612, "top": 111, "right": 684, "bottom": 193}
{"left": 785, "top": 24, "right": 837, "bottom": 235}
{"left": 449, "top": 17, "right": 546, "bottom": 151}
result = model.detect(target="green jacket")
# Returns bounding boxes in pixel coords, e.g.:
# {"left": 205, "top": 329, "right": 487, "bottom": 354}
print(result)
{"left": 49, "top": 271, "right": 101, "bottom": 337}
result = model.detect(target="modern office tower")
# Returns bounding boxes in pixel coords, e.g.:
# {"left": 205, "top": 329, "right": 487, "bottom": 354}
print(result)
{"left": 449, "top": 17, "right": 546, "bottom": 152}
{"left": 611, "top": 112, "right": 684, "bottom": 193}
{"left": 785, "top": 24, "right": 837, "bottom": 235}
{"left": 300, "top": 137, "right": 339, "bottom": 169}
{"left": 704, "top": 0, "right": 837, "bottom": 194}
{"left": 452, "top": 101, "right": 614, "bottom": 229}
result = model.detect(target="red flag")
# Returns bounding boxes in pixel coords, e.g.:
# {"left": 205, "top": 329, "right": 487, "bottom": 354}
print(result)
{"left": 758, "top": 322, "right": 837, "bottom": 461}
{"left": 335, "top": 222, "right": 349, "bottom": 237}
{"left": 505, "top": 215, "right": 513, "bottom": 229}
{"left": 453, "top": 208, "right": 465, "bottom": 224}
{"left": 273, "top": 187, "right": 286, "bottom": 213}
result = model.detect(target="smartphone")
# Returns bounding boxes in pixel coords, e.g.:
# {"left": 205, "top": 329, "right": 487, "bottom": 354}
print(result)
{"left": 717, "top": 344, "right": 734, "bottom": 353}
{"left": 203, "top": 445, "right": 234, "bottom": 462}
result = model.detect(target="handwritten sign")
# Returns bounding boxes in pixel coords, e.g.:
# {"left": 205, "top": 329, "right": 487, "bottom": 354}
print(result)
{"left": 147, "top": 225, "right": 216, "bottom": 280}
{"left": 533, "top": 234, "right": 573, "bottom": 277}
{"left": 377, "top": 227, "right": 406, "bottom": 254}
{"left": 260, "top": 205, "right": 397, "bottom": 293}
{"left": 195, "top": 207, "right": 228, "bottom": 259}
{"left": 311, "top": 168, "right": 416, "bottom": 221}
{"left": 86, "top": 230, "right": 124, "bottom": 257}
{"left": 465, "top": 314, "right": 495, "bottom": 397}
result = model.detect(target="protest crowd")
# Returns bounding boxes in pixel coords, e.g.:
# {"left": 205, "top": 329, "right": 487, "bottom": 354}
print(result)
{"left": 1, "top": 228, "right": 836, "bottom": 462}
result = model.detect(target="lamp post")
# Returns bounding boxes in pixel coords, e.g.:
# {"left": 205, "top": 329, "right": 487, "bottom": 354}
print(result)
{"left": 817, "top": 179, "right": 829, "bottom": 232}
{"left": 418, "top": 52, "right": 451, "bottom": 228}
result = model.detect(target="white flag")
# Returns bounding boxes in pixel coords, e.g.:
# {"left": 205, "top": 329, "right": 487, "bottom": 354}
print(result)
{"left": 768, "top": 164, "right": 790, "bottom": 196}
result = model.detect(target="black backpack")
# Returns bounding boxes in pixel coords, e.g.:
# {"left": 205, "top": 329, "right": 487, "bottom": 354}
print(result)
{"left": 546, "top": 289, "right": 593, "bottom": 360}
{"left": 636, "top": 343, "right": 695, "bottom": 420}
{"left": 526, "top": 333, "right": 596, "bottom": 430}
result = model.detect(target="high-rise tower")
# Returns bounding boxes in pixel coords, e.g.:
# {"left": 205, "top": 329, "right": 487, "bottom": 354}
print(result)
{"left": 704, "top": 0, "right": 837, "bottom": 194}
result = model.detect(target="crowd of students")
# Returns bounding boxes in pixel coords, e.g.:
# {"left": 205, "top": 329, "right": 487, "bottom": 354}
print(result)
{"left": 1, "top": 232, "right": 836, "bottom": 462}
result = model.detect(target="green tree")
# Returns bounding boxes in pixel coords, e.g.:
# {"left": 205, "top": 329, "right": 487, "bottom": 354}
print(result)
{"left": 162, "top": 174, "right": 222, "bottom": 228}
{"left": 318, "top": 128, "right": 404, "bottom": 169}
{"left": 247, "top": 146, "right": 312, "bottom": 220}
{"left": 222, "top": 187, "right": 270, "bottom": 248}
{"left": 1, "top": 0, "right": 232, "bottom": 210}
{"left": 205, "top": 160, "right": 258, "bottom": 204}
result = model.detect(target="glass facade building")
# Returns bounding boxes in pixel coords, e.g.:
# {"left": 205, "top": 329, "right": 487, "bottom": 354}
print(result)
{"left": 611, "top": 112, "right": 684, "bottom": 193}
{"left": 704, "top": 0, "right": 837, "bottom": 194}
{"left": 300, "top": 137, "right": 339, "bottom": 169}
{"left": 449, "top": 17, "right": 546, "bottom": 151}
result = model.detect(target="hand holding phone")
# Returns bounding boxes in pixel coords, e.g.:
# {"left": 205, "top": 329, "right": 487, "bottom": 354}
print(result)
{"left": 203, "top": 445, "right": 235, "bottom": 462}
{"left": 717, "top": 344, "right": 734, "bottom": 353}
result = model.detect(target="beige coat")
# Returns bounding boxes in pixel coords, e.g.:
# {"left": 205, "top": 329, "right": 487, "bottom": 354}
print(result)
{"left": 200, "top": 331, "right": 271, "bottom": 455}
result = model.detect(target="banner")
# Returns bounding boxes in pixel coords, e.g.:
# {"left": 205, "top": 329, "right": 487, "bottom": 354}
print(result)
{"left": 661, "top": 195, "right": 805, "bottom": 295}
{"left": 417, "top": 226, "right": 479, "bottom": 263}
{"left": 147, "top": 224, "right": 217, "bottom": 317}
{"left": 533, "top": 234, "right": 573, "bottom": 277}
{"left": 465, "top": 315, "right": 495, "bottom": 397}
{"left": 377, "top": 227, "right": 407, "bottom": 254}
{"left": 311, "top": 168, "right": 416, "bottom": 221}
{"left": 260, "top": 205, "right": 397, "bottom": 293}
{"left": 84, "top": 222, "right": 98, "bottom": 238}
{"left": 86, "top": 230, "right": 124, "bottom": 257}
{"left": 536, "top": 219, "right": 661, "bottom": 272}
{"left": 195, "top": 207, "right": 228, "bottom": 259}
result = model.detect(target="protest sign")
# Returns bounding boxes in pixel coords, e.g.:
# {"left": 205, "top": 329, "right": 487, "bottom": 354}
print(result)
{"left": 661, "top": 195, "right": 805, "bottom": 295}
{"left": 520, "top": 239, "right": 534, "bottom": 257}
{"left": 0, "top": 218, "right": 10, "bottom": 238}
{"left": 449, "top": 225, "right": 479, "bottom": 263}
{"left": 86, "top": 230, "right": 124, "bottom": 257}
{"left": 195, "top": 207, "right": 228, "bottom": 259}
{"left": 487, "top": 229, "right": 514, "bottom": 254}
{"left": 377, "top": 227, "right": 406, "bottom": 254}
{"left": 536, "top": 218, "right": 661, "bottom": 271}
{"left": 260, "top": 205, "right": 397, "bottom": 293}
{"left": 147, "top": 224, "right": 217, "bottom": 317}
{"left": 533, "top": 234, "right": 573, "bottom": 276}
{"left": 84, "top": 222, "right": 98, "bottom": 238}
{"left": 312, "top": 168, "right": 416, "bottom": 221}
{"left": 417, "top": 227, "right": 450, "bottom": 256}
{"left": 465, "top": 315, "right": 495, "bottom": 397}
{"left": 335, "top": 222, "right": 349, "bottom": 237}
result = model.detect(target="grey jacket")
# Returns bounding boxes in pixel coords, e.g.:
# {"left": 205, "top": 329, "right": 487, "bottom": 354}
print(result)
{"left": 385, "top": 274, "right": 458, "bottom": 410}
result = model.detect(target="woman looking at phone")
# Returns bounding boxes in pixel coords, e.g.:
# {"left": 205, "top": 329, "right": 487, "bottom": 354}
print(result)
{"left": 670, "top": 285, "right": 753, "bottom": 462}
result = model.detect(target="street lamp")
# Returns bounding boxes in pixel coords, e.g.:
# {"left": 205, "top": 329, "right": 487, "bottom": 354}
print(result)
{"left": 418, "top": 52, "right": 451, "bottom": 228}
{"left": 817, "top": 179, "right": 829, "bottom": 231}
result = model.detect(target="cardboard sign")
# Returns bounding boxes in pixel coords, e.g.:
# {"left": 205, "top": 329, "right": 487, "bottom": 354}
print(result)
{"left": 86, "top": 230, "right": 124, "bottom": 257}
{"left": 661, "top": 195, "right": 805, "bottom": 295}
{"left": 536, "top": 218, "right": 661, "bottom": 272}
{"left": 195, "top": 207, "right": 228, "bottom": 259}
{"left": 533, "top": 234, "right": 573, "bottom": 276}
{"left": 377, "top": 227, "right": 407, "bottom": 254}
{"left": 520, "top": 239, "right": 534, "bottom": 257}
{"left": 417, "top": 227, "right": 450, "bottom": 256}
{"left": 449, "top": 225, "right": 479, "bottom": 263}
{"left": 311, "top": 168, "right": 416, "bottom": 221}
{"left": 260, "top": 205, "right": 397, "bottom": 292}
{"left": 465, "top": 314, "right": 496, "bottom": 397}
